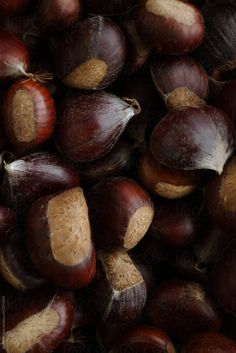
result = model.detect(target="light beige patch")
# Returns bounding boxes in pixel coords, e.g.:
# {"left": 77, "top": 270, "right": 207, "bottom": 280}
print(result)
{"left": 12, "top": 90, "right": 36, "bottom": 143}
{"left": 146, "top": 0, "right": 196, "bottom": 26}
{"left": 47, "top": 188, "right": 92, "bottom": 266}
{"left": 63, "top": 58, "right": 107, "bottom": 89}
{"left": 124, "top": 206, "right": 154, "bottom": 250}
{"left": 219, "top": 158, "right": 236, "bottom": 212}
{"left": 99, "top": 250, "right": 143, "bottom": 291}
{"left": 0, "top": 252, "right": 25, "bottom": 290}
{"left": 3, "top": 308, "right": 59, "bottom": 353}
{"left": 154, "top": 182, "right": 196, "bottom": 199}
{"left": 166, "top": 87, "right": 205, "bottom": 111}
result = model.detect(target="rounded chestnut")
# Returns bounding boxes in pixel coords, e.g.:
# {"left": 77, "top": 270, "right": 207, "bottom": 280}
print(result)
{"left": 55, "top": 91, "right": 140, "bottom": 162}
{"left": 147, "top": 280, "right": 222, "bottom": 341}
{"left": 51, "top": 16, "right": 126, "bottom": 90}
{"left": 182, "top": 332, "right": 236, "bottom": 353}
{"left": 0, "top": 206, "right": 15, "bottom": 242}
{"left": 25, "top": 187, "right": 96, "bottom": 289}
{"left": 150, "top": 106, "right": 235, "bottom": 174}
{"left": 135, "top": 0, "right": 205, "bottom": 55}
{"left": 88, "top": 177, "right": 154, "bottom": 251}
{"left": 85, "top": 0, "right": 137, "bottom": 15}
{"left": 0, "top": 0, "right": 31, "bottom": 15}
{"left": 3, "top": 79, "right": 56, "bottom": 150}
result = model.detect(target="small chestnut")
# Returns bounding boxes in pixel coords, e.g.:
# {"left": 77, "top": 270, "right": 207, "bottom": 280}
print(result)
{"left": 182, "top": 332, "right": 236, "bottom": 353}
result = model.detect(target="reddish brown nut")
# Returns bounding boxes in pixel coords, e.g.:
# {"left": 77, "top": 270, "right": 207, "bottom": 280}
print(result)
{"left": 0, "top": 289, "right": 74, "bottom": 353}
{"left": 51, "top": 16, "right": 126, "bottom": 90}
{"left": 150, "top": 106, "right": 235, "bottom": 174}
{"left": 88, "top": 177, "right": 154, "bottom": 251}
{"left": 147, "top": 280, "right": 222, "bottom": 341}
{"left": 0, "top": 206, "right": 15, "bottom": 242}
{"left": 85, "top": 0, "right": 137, "bottom": 15}
{"left": 138, "top": 152, "right": 203, "bottom": 199}
{"left": 0, "top": 229, "right": 46, "bottom": 291}
{"left": 92, "top": 250, "right": 147, "bottom": 323}
{"left": 3, "top": 80, "right": 56, "bottom": 150}
{"left": 25, "top": 187, "right": 96, "bottom": 289}
{"left": 182, "top": 332, "right": 236, "bottom": 353}
{"left": 135, "top": 0, "right": 205, "bottom": 55}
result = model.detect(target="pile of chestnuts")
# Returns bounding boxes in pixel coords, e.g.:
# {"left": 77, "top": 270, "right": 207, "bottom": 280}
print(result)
{"left": 0, "top": 0, "right": 236, "bottom": 352}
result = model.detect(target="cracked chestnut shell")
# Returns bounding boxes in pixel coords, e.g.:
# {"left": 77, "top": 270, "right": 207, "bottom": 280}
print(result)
{"left": 25, "top": 187, "right": 96, "bottom": 289}
{"left": 182, "top": 332, "right": 236, "bottom": 353}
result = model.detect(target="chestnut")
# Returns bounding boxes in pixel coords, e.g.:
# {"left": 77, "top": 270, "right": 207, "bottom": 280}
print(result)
{"left": 51, "top": 16, "right": 126, "bottom": 90}
{"left": 84, "top": 0, "right": 137, "bottom": 15}
{"left": 150, "top": 56, "right": 209, "bottom": 110}
{"left": 92, "top": 249, "right": 147, "bottom": 323}
{"left": 25, "top": 187, "right": 96, "bottom": 289}
{"left": 182, "top": 332, "right": 236, "bottom": 353}
{"left": 147, "top": 280, "right": 222, "bottom": 341}
{"left": 55, "top": 91, "right": 140, "bottom": 163}
{"left": 0, "top": 206, "right": 15, "bottom": 242}
{"left": 138, "top": 152, "right": 203, "bottom": 199}
{"left": 3, "top": 79, "right": 56, "bottom": 150}
{"left": 109, "top": 325, "right": 176, "bottom": 353}
{"left": 0, "top": 229, "right": 46, "bottom": 291}
{"left": 2, "top": 152, "right": 80, "bottom": 213}
{"left": 0, "top": 288, "right": 74, "bottom": 353}
{"left": 135, "top": 0, "right": 205, "bottom": 55}
{"left": 88, "top": 177, "right": 154, "bottom": 251}
{"left": 150, "top": 105, "right": 235, "bottom": 174}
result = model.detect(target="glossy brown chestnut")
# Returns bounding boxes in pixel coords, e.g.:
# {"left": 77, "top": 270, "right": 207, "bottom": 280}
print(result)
{"left": 147, "top": 280, "right": 222, "bottom": 341}
{"left": 213, "top": 240, "right": 236, "bottom": 315}
{"left": 135, "top": 0, "right": 205, "bottom": 55}
{"left": 150, "top": 56, "right": 209, "bottom": 110}
{"left": 2, "top": 152, "right": 80, "bottom": 213}
{"left": 3, "top": 79, "right": 56, "bottom": 149}
{"left": 0, "top": 0, "right": 31, "bottom": 15}
{"left": 0, "top": 288, "right": 74, "bottom": 353}
{"left": 85, "top": 0, "right": 137, "bottom": 15}
{"left": 182, "top": 332, "right": 236, "bottom": 353}
{"left": 25, "top": 187, "right": 96, "bottom": 289}
{"left": 88, "top": 177, "right": 154, "bottom": 250}
{"left": 109, "top": 325, "right": 176, "bottom": 353}
{"left": 206, "top": 156, "right": 236, "bottom": 234}
{"left": 150, "top": 106, "right": 235, "bottom": 174}
{"left": 0, "top": 206, "right": 15, "bottom": 242}
{"left": 92, "top": 250, "right": 147, "bottom": 323}
{"left": 0, "top": 229, "right": 46, "bottom": 291}
{"left": 51, "top": 16, "right": 126, "bottom": 90}
{"left": 55, "top": 91, "right": 140, "bottom": 162}
{"left": 138, "top": 153, "right": 203, "bottom": 199}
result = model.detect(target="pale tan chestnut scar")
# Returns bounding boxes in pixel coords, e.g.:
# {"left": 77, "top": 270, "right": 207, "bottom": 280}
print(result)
{"left": 12, "top": 90, "right": 36, "bottom": 142}
{"left": 166, "top": 87, "right": 205, "bottom": 111}
{"left": 124, "top": 206, "right": 154, "bottom": 249}
{"left": 100, "top": 251, "right": 144, "bottom": 291}
{"left": 47, "top": 188, "right": 92, "bottom": 266}
{"left": 63, "top": 58, "right": 107, "bottom": 89}
{"left": 0, "top": 252, "right": 25, "bottom": 290}
{"left": 3, "top": 308, "right": 59, "bottom": 353}
{"left": 146, "top": 0, "right": 196, "bottom": 26}
{"left": 154, "top": 182, "right": 196, "bottom": 199}
{"left": 219, "top": 159, "right": 236, "bottom": 212}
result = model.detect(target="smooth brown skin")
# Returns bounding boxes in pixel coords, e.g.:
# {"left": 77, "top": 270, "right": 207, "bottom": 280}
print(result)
{"left": 0, "top": 289, "right": 74, "bottom": 353}
{"left": 25, "top": 191, "right": 96, "bottom": 289}
{"left": 0, "top": 0, "right": 30, "bottom": 15}
{"left": 135, "top": 0, "right": 205, "bottom": 55}
{"left": 85, "top": 0, "right": 137, "bottom": 15}
{"left": 213, "top": 241, "right": 236, "bottom": 315}
{"left": 0, "top": 206, "right": 15, "bottom": 242}
{"left": 147, "top": 280, "right": 222, "bottom": 341}
{"left": 88, "top": 177, "right": 153, "bottom": 250}
{"left": 182, "top": 332, "right": 236, "bottom": 353}
{"left": 3, "top": 80, "right": 56, "bottom": 149}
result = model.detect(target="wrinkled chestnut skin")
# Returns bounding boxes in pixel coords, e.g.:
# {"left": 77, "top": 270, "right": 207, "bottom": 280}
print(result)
{"left": 182, "top": 332, "right": 236, "bottom": 353}
{"left": 147, "top": 280, "right": 222, "bottom": 341}
{"left": 213, "top": 240, "right": 236, "bottom": 315}
{"left": 0, "top": 206, "right": 15, "bottom": 242}
{"left": 85, "top": 0, "right": 137, "bottom": 15}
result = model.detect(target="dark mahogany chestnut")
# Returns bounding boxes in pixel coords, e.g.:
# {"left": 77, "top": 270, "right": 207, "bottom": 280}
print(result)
{"left": 135, "top": 0, "right": 205, "bottom": 55}
{"left": 25, "top": 187, "right": 96, "bottom": 289}
{"left": 0, "top": 288, "right": 74, "bottom": 353}
{"left": 138, "top": 153, "right": 203, "bottom": 199}
{"left": 55, "top": 91, "right": 140, "bottom": 162}
{"left": 1, "top": 152, "right": 80, "bottom": 214}
{"left": 182, "top": 332, "right": 236, "bottom": 353}
{"left": 0, "top": 206, "right": 15, "bottom": 242}
{"left": 147, "top": 280, "right": 222, "bottom": 341}
{"left": 51, "top": 16, "right": 126, "bottom": 90}
{"left": 92, "top": 250, "right": 147, "bottom": 323}
{"left": 0, "top": 229, "right": 46, "bottom": 291}
{"left": 0, "top": 0, "right": 31, "bottom": 15}
{"left": 3, "top": 79, "right": 56, "bottom": 150}
{"left": 150, "top": 56, "right": 209, "bottom": 110}
{"left": 85, "top": 0, "right": 137, "bottom": 15}
{"left": 213, "top": 240, "right": 236, "bottom": 315}
{"left": 109, "top": 325, "right": 176, "bottom": 353}
{"left": 88, "top": 177, "right": 154, "bottom": 251}
{"left": 150, "top": 106, "right": 235, "bottom": 174}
